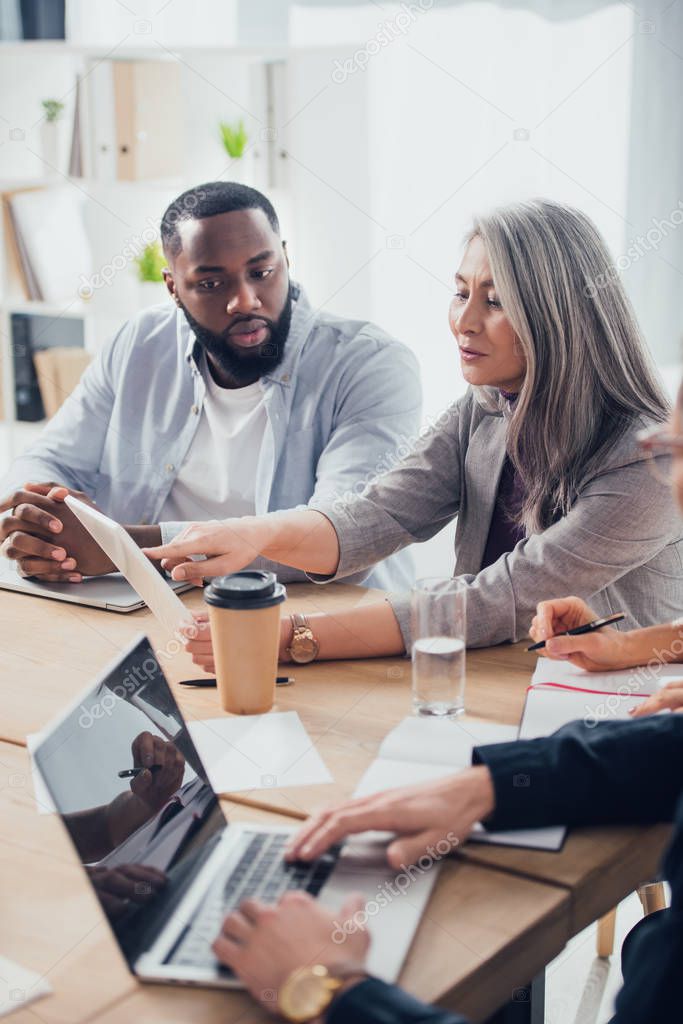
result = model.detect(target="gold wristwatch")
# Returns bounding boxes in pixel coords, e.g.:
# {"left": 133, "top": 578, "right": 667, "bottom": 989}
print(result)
{"left": 278, "top": 964, "right": 365, "bottom": 1022}
{"left": 286, "top": 613, "right": 320, "bottom": 664}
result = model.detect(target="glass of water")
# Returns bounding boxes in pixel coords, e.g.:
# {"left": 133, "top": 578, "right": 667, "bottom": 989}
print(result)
{"left": 411, "top": 577, "right": 466, "bottom": 717}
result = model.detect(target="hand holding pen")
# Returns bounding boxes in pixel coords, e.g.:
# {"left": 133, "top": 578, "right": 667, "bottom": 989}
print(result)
{"left": 528, "top": 597, "right": 631, "bottom": 673}
{"left": 119, "top": 732, "right": 186, "bottom": 814}
{"left": 527, "top": 613, "right": 625, "bottom": 651}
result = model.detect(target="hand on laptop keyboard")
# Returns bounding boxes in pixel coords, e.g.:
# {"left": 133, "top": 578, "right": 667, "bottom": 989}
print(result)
{"left": 213, "top": 890, "right": 370, "bottom": 1010}
{"left": 167, "top": 832, "right": 343, "bottom": 970}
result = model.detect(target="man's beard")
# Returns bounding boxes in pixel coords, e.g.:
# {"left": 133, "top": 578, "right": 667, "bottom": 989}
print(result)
{"left": 179, "top": 287, "right": 293, "bottom": 386}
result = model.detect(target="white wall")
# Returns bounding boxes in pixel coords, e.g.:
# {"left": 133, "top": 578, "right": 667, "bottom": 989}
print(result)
{"left": 288, "top": 2, "right": 634, "bottom": 422}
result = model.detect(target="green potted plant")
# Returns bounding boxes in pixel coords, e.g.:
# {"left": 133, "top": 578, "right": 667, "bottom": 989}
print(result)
{"left": 133, "top": 241, "right": 167, "bottom": 307}
{"left": 40, "top": 98, "right": 65, "bottom": 171}
{"left": 218, "top": 119, "right": 252, "bottom": 182}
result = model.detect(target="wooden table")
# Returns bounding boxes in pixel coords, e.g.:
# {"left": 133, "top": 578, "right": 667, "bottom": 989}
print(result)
{"left": 1, "top": 740, "right": 569, "bottom": 1024}
{"left": 0, "top": 582, "right": 671, "bottom": 1022}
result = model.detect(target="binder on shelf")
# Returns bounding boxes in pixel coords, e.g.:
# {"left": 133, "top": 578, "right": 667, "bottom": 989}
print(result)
{"left": 33, "top": 346, "right": 91, "bottom": 419}
{"left": 3, "top": 186, "right": 92, "bottom": 303}
{"left": 10, "top": 313, "right": 85, "bottom": 422}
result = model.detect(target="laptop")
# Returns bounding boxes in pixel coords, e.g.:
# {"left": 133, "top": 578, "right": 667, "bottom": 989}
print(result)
{"left": 33, "top": 635, "right": 440, "bottom": 987}
{"left": 0, "top": 563, "right": 191, "bottom": 616}
{"left": 0, "top": 496, "right": 192, "bottom": 622}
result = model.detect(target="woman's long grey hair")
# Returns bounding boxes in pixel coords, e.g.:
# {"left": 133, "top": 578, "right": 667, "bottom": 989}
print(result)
{"left": 471, "top": 198, "right": 669, "bottom": 533}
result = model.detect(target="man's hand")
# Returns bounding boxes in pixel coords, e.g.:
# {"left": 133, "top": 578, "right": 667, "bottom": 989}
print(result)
{"left": 212, "top": 891, "right": 369, "bottom": 1013}
{"left": 87, "top": 863, "right": 167, "bottom": 920}
{"left": 529, "top": 596, "right": 637, "bottom": 672}
{"left": 0, "top": 483, "right": 115, "bottom": 581}
{"left": 105, "top": 733, "right": 186, "bottom": 848}
{"left": 128, "top": 732, "right": 186, "bottom": 814}
{"left": 0, "top": 485, "right": 83, "bottom": 581}
{"left": 284, "top": 766, "right": 495, "bottom": 869}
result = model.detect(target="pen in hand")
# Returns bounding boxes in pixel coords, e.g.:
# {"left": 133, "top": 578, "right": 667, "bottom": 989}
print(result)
{"left": 527, "top": 612, "right": 625, "bottom": 652}
{"left": 118, "top": 765, "right": 163, "bottom": 778}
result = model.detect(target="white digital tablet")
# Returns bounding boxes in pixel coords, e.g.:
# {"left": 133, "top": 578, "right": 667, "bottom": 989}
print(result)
{"left": 63, "top": 495, "right": 194, "bottom": 635}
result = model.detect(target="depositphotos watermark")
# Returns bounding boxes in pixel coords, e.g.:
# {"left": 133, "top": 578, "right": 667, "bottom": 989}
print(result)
{"left": 331, "top": 831, "right": 458, "bottom": 942}
{"left": 584, "top": 200, "right": 683, "bottom": 298}
{"left": 331, "top": 0, "right": 434, "bottom": 84}
{"left": 331, "top": 403, "right": 458, "bottom": 514}
{"left": 77, "top": 187, "right": 208, "bottom": 299}
{"left": 77, "top": 622, "right": 201, "bottom": 729}
{"left": 583, "top": 630, "right": 683, "bottom": 727}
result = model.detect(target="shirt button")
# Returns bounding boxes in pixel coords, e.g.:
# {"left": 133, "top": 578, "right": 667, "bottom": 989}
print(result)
{"left": 165, "top": 463, "right": 174, "bottom": 473}
{"left": 191, "top": 404, "right": 199, "bottom": 415}
{"left": 281, "top": 374, "right": 290, "bottom": 382}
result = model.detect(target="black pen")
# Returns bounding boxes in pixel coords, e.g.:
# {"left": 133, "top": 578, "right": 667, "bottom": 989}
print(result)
{"left": 527, "top": 612, "right": 625, "bottom": 652}
{"left": 179, "top": 677, "right": 295, "bottom": 688}
{"left": 118, "top": 765, "right": 163, "bottom": 778}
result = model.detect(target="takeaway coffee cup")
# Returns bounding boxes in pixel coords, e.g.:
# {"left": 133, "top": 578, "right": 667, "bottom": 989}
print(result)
{"left": 204, "top": 571, "right": 286, "bottom": 715}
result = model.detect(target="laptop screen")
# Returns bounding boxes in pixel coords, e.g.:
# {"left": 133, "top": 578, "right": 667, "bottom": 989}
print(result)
{"left": 33, "top": 635, "right": 227, "bottom": 966}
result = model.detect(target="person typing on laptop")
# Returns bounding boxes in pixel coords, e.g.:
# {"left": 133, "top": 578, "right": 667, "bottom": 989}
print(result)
{"left": 205, "top": 381, "right": 683, "bottom": 1022}
{"left": 210, "top": 713, "right": 682, "bottom": 1023}
{"left": 35, "top": 636, "right": 438, "bottom": 991}
{"left": 0, "top": 181, "right": 420, "bottom": 592}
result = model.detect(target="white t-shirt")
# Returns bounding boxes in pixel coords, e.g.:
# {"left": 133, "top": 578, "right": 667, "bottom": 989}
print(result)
{"left": 160, "top": 356, "right": 267, "bottom": 524}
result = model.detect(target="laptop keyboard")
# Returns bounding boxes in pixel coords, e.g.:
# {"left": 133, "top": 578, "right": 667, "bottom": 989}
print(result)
{"left": 166, "top": 831, "right": 341, "bottom": 970}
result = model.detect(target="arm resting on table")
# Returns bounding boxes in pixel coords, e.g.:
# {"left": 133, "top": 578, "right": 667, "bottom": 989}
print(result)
{"left": 475, "top": 716, "right": 683, "bottom": 831}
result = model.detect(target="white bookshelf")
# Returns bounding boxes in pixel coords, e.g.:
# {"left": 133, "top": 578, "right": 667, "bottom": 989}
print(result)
{"left": 0, "top": 19, "right": 295, "bottom": 430}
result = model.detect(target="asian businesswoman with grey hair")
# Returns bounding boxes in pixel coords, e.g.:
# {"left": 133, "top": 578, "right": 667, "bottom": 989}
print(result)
{"left": 147, "top": 198, "right": 683, "bottom": 661}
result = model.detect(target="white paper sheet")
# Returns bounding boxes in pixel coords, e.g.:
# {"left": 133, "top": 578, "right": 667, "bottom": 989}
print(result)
{"left": 353, "top": 717, "right": 566, "bottom": 852}
{"left": 188, "top": 711, "right": 333, "bottom": 793}
{"left": 531, "top": 656, "right": 683, "bottom": 696}
{"left": 520, "top": 684, "right": 653, "bottom": 740}
{"left": 0, "top": 956, "right": 52, "bottom": 1018}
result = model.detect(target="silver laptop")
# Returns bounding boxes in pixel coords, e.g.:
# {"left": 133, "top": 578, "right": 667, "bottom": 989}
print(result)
{"left": 33, "top": 635, "right": 439, "bottom": 987}
{"left": 0, "top": 561, "right": 191, "bottom": 613}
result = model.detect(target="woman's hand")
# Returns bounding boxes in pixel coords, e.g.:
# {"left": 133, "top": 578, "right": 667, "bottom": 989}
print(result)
{"left": 530, "top": 596, "right": 597, "bottom": 643}
{"left": 182, "top": 613, "right": 215, "bottom": 674}
{"left": 182, "top": 613, "right": 291, "bottom": 674}
{"left": 630, "top": 679, "right": 683, "bottom": 717}
{"left": 143, "top": 518, "right": 265, "bottom": 583}
{"left": 212, "top": 891, "right": 370, "bottom": 1013}
{"left": 284, "top": 766, "right": 495, "bottom": 869}
{"left": 529, "top": 596, "right": 636, "bottom": 672}
{"left": 144, "top": 509, "right": 339, "bottom": 583}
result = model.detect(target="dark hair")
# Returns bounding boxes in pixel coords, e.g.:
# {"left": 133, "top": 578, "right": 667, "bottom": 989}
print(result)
{"left": 160, "top": 181, "right": 280, "bottom": 258}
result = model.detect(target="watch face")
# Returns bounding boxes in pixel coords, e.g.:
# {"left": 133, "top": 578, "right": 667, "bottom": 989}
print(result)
{"left": 291, "top": 632, "right": 319, "bottom": 663}
{"left": 280, "top": 966, "right": 333, "bottom": 1021}
{"left": 298, "top": 636, "right": 318, "bottom": 656}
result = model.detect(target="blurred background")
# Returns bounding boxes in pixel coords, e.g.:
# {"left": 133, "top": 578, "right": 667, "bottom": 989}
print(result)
{"left": 0, "top": 3, "right": 681, "bottom": 1019}
{"left": 0, "top": 0, "right": 682, "bottom": 563}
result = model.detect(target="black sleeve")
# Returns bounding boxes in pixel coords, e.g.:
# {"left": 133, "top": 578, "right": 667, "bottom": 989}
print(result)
{"left": 328, "top": 978, "right": 468, "bottom": 1024}
{"left": 473, "top": 716, "right": 683, "bottom": 831}
{"left": 613, "top": 792, "right": 683, "bottom": 1023}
